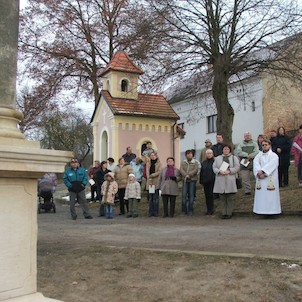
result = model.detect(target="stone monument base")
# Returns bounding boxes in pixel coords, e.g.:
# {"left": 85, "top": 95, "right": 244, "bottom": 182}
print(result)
{"left": 0, "top": 140, "right": 71, "bottom": 302}
{"left": 2, "top": 293, "right": 60, "bottom": 302}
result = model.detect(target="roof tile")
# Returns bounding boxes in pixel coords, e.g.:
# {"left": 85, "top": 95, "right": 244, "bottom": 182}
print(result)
{"left": 102, "top": 90, "right": 179, "bottom": 120}
{"left": 100, "top": 52, "right": 144, "bottom": 76}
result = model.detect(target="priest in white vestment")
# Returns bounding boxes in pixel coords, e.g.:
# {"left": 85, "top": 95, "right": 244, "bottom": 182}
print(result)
{"left": 253, "top": 139, "right": 281, "bottom": 215}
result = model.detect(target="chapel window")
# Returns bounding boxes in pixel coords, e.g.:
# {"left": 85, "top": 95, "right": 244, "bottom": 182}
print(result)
{"left": 121, "top": 79, "right": 128, "bottom": 92}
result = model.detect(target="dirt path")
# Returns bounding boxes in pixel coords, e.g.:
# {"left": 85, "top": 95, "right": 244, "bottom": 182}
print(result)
{"left": 38, "top": 203, "right": 302, "bottom": 260}
{"left": 37, "top": 203, "right": 302, "bottom": 302}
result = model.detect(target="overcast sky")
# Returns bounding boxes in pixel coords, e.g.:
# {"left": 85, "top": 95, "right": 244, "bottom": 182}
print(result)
{"left": 20, "top": 0, "right": 27, "bottom": 9}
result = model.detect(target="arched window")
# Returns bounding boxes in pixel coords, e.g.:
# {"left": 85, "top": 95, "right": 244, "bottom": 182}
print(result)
{"left": 101, "top": 131, "right": 108, "bottom": 160}
{"left": 251, "top": 101, "right": 256, "bottom": 112}
{"left": 121, "top": 79, "right": 128, "bottom": 92}
{"left": 141, "top": 143, "right": 147, "bottom": 155}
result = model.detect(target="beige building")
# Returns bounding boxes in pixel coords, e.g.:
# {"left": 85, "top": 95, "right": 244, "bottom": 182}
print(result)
{"left": 262, "top": 73, "right": 302, "bottom": 134}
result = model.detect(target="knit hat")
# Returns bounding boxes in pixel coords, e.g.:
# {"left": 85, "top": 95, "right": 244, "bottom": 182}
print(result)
{"left": 105, "top": 172, "right": 115, "bottom": 180}
{"left": 128, "top": 173, "right": 135, "bottom": 178}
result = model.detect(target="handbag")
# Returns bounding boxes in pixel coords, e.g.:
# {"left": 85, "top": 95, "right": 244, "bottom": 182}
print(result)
{"left": 236, "top": 174, "right": 242, "bottom": 189}
{"left": 231, "top": 155, "right": 242, "bottom": 189}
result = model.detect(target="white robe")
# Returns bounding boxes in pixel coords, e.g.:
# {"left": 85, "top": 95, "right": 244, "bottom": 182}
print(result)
{"left": 253, "top": 149, "right": 281, "bottom": 214}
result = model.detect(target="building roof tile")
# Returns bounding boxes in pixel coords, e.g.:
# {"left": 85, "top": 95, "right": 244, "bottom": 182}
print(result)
{"left": 102, "top": 90, "right": 179, "bottom": 120}
{"left": 100, "top": 52, "right": 144, "bottom": 76}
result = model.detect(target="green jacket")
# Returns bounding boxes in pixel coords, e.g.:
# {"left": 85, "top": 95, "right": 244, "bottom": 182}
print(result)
{"left": 235, "top": 140, "right": 259, "bottom": 170}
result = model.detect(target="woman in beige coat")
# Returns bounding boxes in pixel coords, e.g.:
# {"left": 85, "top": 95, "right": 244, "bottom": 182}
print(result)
{"left": 114, "top": 157, "right": 133, "bottom": 215}
{"left": 144, "top": 152, "right": 162, "bottom": 217}
{"left": 213, "top": 144, "right": 240, "bottom": 219}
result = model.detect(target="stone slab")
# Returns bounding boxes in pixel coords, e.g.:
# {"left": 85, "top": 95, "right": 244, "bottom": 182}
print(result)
{"left": 1, "top": 293, "right": 61, "bottom": 302}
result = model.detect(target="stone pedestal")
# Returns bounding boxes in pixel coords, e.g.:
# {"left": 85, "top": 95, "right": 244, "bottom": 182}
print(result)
{"left": 1, "top": 293, "right": 58, "bottom": 302}
{"left": 0, "top": 138, "right": 71, "bottom": 302}
{"left": 0, "top": 1, "right": 72, "bottom": 300}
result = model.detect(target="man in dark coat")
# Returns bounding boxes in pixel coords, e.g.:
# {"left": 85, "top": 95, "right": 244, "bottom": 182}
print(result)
{"left": 272, "top": 127, "right": 292, "bottom": 187}
{"left": 211, "top": 134, "right": 224, "bottom": 199}
{"left": 212, "top": 134, "right": 224, "bottom": 157}
{"left": 122, "top": 146, "right": 136, "bottom": 164}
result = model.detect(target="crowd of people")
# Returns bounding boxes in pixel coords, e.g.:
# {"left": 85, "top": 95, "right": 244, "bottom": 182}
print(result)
{"left": 61, "top": 126, "right": 302, "bottom": 220}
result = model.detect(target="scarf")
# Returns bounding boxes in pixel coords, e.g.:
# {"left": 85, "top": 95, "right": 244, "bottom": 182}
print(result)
{"left": 165, "top": 166, "right": 175, "bottom": 177}
{"left": 223, "top": 155, "right": 230, "bottom": 164}
{"left": 150, "top": 159, "right": 157, "bottom": 174}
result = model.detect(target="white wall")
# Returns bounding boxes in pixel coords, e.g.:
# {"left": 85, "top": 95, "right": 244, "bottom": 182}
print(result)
{"left": 171, "top": 76, "right": 264, "bottom": 159}
{"left": 229, "top": 77, "right": 264, "bottom": 143}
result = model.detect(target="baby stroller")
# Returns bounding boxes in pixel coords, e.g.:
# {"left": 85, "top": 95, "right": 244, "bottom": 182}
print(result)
{"left": 38, "top": 178, "right": 56, "bottom": 214}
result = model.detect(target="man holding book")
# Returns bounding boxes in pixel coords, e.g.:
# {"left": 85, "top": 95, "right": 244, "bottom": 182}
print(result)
{"left": 235, "top": 132, "right": 259, "bottom": 195}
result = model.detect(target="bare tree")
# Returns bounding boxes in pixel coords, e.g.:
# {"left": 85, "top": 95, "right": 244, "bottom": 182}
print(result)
{"left": 40, "top": 108, "right": 93, "bottom": 163}
{"left": 18, "top": 0, "right": 169, "bottom": 107}
{"left": 19, "top": 0, "right": 128, "bottom": 105}
{"left": 16, "top": 84, "right": 59, "bottom": 133}
{"left": 149, "top": 0, "right": 302, "bottom": 143}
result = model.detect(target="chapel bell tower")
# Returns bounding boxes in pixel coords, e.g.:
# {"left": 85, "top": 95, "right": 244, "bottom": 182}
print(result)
{"left": 100, "top": 52, "right": 144, "bottom": 100}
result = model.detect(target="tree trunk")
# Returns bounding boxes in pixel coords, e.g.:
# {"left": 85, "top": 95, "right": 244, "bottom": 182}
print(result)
{"left": 212, "top": 66, "right": 234, "bottom": 145}
{"left": 91, "top": 72, "right": 100, "bottom": 105}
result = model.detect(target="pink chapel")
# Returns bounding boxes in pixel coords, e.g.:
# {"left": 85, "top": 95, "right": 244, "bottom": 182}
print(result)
{"left": 91, "top": 51, "right": 183, "bottom": 165}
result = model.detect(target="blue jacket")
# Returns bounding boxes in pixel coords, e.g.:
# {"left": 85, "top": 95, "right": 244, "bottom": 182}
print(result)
{"left": 130, "top": 160, "right": 144, "bottom": 182}
{"left": 63, "top": 166, "right": 88, "bottom": 192}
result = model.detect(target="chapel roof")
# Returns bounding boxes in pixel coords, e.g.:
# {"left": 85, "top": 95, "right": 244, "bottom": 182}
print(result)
{"left": 100, "top": 51, "right": 144, "bottom": 77}
{"left": 99, "top": 90, "right": 179, "bottom": 120}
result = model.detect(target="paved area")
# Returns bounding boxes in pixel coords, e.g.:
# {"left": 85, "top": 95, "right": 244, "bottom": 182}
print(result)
{"left": 38, "top": 203, "right": 302, "bottom": 261}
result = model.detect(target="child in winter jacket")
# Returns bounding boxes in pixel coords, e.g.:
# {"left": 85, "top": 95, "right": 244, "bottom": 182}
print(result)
{"left": 124, "top": 173, "right": 141, "bottom": 218}
{"left": 101, "top": 172, "right": 118, "bottom": 219}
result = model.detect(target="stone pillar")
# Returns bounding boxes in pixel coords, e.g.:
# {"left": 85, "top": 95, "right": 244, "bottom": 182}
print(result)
{"left": 0, "top": 0, "right": 18, "bottom": 109}
{"left": 0, "top": 1, "right": 71, "bottom": 301}
{"left": 0, "top": 0, "right": 24, "bottom": 141}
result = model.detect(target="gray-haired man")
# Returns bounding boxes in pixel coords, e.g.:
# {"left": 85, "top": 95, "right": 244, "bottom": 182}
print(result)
{"left": 235, "top": 132, "right": 259, "bottom": 195}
